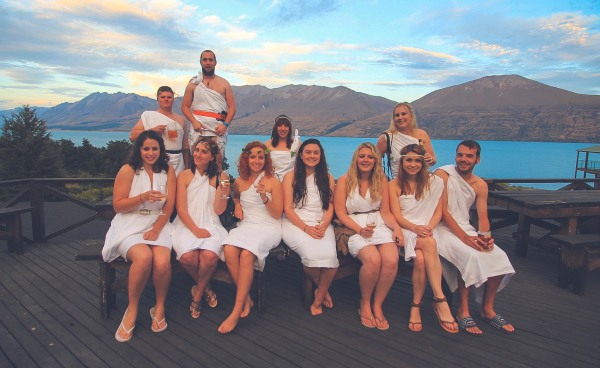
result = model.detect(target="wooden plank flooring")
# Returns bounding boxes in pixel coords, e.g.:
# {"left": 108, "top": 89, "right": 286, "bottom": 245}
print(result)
{"left": 0, "top": 234, "right": 599, "bottom": 368}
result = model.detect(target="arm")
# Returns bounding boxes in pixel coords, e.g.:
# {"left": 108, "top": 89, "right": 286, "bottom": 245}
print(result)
{"left": 428, "top": 196, "right": 443, "bottom": 230}
{"left": 129, "top": 119, "right": 145, "bottom": 142}
{"left": 232, "top": 179, "right": 244, "bottom": 220}
{"left": 113, "top": 165, "right": 146, "bottom": 213}
{"left": 258, "top": 177, "right": 283, "bottom": 219}
{"left": 181, "top": 118, "right": 190, "bottom": 169}
{"left": 214, "top": 80, "right": 236, "bottom": 136}
{"left": 213, "top": 173, "right": 230, "bottom": 215}
{"left": 283, "top": 171, "right": 319, "bottom": 238}
{"left": 144, "top": 166, "right": 177, "bottom": 240}
{"left": 376, "top": 134, "right": 388, "bottom": 158}
{"left": 416, "top": 129, "right": 437, "bottom": 166}
{"left": 435, "top": 169, "right": 484, "bottom": 251}
{"left": 333, "top": 175, "right": 362, "bottom": 233}
{"left": 181, "top": 82, "right": 203, "bottom": 132}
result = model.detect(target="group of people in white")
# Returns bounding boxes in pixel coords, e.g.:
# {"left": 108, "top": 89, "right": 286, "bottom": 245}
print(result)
{"left": 102, "top": 50, "right": 516, "bottom": 342}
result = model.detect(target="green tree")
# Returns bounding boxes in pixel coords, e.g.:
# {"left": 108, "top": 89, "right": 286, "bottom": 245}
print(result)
{"left": 0, "top": 105, "right": 63, "bottom": 180}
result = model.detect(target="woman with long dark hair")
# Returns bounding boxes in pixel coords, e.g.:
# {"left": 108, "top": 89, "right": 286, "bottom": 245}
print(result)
{"left": 171, "top": 137, "right": 229, "bottom": 319}
{"left": 102, "top": 130, "right": 176, "bottom": 342}
{"left": 389, "top": 144, "right": 457, "bottom": 333}
{"left": 282, "top": 138, "right": 338, "bottom": 315}
{"left": 218, "top": 141, "right": 283, "bottom": 333}
{"left": 334, "top": 142, "right": 401, "bottom": 330}
{"left": 265, "top": 115, "right": 301, "bottom": 181}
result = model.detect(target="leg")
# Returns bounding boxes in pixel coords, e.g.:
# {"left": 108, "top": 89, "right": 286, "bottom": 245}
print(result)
{"left": 118, "top": 244, "right": 152, "bottom": 340}
{"left": 179, "top": 250, "right": 200, "bottom": 283}
{"left": 219, "top": 249, "right": 256, "bottom": 333}
{"left": 196, "top": 250, "right": 219, "bottom": 305}
{"left": 416, "top": 237, "right": 457, "bottom": 332}
{"left": 372, "top": 242, "right": 399, "bottom": 329}
{"left": 312, "top": 267, "right": 337, "bottom": 316}
{"left": 480, "top": 275, "right": 515, "bottom": 333}
{"left": 223, "top": 245, "right": 253, "bottom": 317}
{"left": 456, "top": 274, "right": 481, "bottom": 335}
{"left": 149, "top": 245, "right": 172, "bottom": 330}
{"left": 409, "top": 249, "right": 426, "bottom": 331}
{"left": 356, "top": 245, "right": 382, "bottom": 326}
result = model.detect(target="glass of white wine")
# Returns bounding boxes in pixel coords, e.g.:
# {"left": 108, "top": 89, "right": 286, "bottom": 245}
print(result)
{"left": 220, "top": 170, "right": 230, "bottom": 199}
{"left": 315, "top": 212, "right": 325, "bottom": 229}
{"left": 366, "top": 213, "right": 377, "bottom": 241}
{"left": 158, "top": 184, "right": 168, "bottom": 215}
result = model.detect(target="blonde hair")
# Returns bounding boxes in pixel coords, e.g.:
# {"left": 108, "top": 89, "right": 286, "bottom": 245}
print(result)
{"left": 396, "top": 144, "right": 431, "bottom": 201}
{"left": 388, "top": 102, "right": 418, "bottom": 134}
{"left": 346, "top": 142, "right": 384, "bottom": 202}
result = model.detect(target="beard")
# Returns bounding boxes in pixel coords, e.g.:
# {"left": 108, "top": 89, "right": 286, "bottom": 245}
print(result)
{"left": 202, "top": 67, "right": 215, "bottom": 77}
{"left": 455, "top": 162, "right": 475, "bottom": 175}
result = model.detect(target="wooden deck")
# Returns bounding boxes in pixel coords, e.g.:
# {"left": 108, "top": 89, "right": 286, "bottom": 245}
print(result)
{"left": 1, "top": 234, "right": 599, "bottom": 368}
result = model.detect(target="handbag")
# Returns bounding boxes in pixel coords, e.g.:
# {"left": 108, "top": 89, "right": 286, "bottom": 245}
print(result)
{"left": 215, "top": 171, "right": 239, "bottom": 228}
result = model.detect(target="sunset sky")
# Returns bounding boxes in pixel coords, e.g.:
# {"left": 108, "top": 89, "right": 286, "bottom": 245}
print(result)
{"left": 1, "top": 0, "right": 599, "bottom": 110}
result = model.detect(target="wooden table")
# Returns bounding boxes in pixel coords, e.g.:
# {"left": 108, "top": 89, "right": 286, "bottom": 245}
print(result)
{"left": 487, "top": 190, "right": 600, "bottom": 257}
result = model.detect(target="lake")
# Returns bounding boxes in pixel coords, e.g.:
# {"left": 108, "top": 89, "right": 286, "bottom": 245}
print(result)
{"left": 49, "top": 131, "right": 595, "bottom": 189}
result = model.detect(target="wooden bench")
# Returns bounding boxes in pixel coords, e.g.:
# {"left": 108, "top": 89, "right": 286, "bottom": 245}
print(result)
{"left": 75, "top": 242, "right": 288, "bottom": 319}
{"left": 0, "top": 206, "right": 34, "bottom": 255}
{"left": 296, "top": 251, "right": 454, "bottom": 310}
{"left": 551, "top": 234, "right": 600, "bottom": 295}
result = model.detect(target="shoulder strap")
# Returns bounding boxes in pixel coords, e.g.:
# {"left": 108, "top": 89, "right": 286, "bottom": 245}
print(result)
{"left": 384, "top": 132, "right": 393, "bottom": 179}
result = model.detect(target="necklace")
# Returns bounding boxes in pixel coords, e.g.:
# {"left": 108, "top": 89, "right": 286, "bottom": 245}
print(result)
{"left": 204, "top": 75, "right": 216, "bottom": 86}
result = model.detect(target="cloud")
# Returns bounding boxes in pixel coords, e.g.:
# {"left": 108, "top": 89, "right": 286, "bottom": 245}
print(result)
{"left": 371, "top": 46, "right": 462, "bottom": 70}
{"left": 202, "top": 15, "right": 221, "bottom": 26}
{"left": 217, "top": 27, "right": 258, "bottom": 41}
{"left": 127, "top": 72, "right": 193, "bottom": 96}
{"left": 458, "top": 40, "right": 520, "bottom": 57}
{"left": 1, "top": 64, "right": 57, "bottom": 84}
{"left": 271, "top": 0, "right": 341, "bottom": 24}
{"left": 83, "top": 80, "right": 123, "bottom": 88}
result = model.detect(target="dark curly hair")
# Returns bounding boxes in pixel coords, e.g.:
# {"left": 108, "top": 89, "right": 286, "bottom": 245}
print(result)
{"left": 190, "top": 137, "right": 219, "bottom": 178}
{"left": 126, "top": 130, "right": 170, "bottom": 173}
{"left": 292, "top": 138, "right": 331, "bottom": 210}
{"left": 270, "top": 115, "right": 293, "bottom": 149}
{"left": 237, "top": 141, "right": 274, "bottom": 180}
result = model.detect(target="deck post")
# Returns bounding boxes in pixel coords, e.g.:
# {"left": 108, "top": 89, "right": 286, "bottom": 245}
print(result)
{"left": 514, "top": 213, "right": 531, "bottom": 257}
{"left": 29, "top": 180, "right": 45, "bottom": 243}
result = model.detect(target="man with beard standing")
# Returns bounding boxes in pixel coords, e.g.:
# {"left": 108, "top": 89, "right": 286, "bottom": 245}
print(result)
{"left": 434, "top": 140, "right": 516, "bottom": 336}
{"left": 182, "top": 50, "right": 236, "bottom": 168}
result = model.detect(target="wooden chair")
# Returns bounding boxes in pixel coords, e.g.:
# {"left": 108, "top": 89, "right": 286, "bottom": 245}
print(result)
{"left": 0, "top": 206, "right": 34, "bottom": 255}
{"left": 551, "top": 234, "right": 600, "bottom": 295}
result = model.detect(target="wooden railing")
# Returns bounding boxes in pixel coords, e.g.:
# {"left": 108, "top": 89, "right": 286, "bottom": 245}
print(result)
{"left": 1, "top": 177, "right": 600, "bottom": 244}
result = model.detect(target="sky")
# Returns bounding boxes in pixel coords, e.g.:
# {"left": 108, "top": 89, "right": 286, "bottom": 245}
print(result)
{"left": 1, "top": 0, "right": 599, "bottom": 110}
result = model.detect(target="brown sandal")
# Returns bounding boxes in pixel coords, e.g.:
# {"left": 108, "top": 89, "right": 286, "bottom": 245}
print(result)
{"left": 190, "top": 300, "right": 201, "bottom": 318}
{"left": 205, "top": 288, "right": 218, "bottom": 308}
{"left": 432, "top": 297, "right": 458, "bottom": 333}
{"left": 408, "top": 301, "right": 423, "bottom": 332}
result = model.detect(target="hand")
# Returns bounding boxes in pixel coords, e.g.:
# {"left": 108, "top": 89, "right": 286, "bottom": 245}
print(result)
{"left": 192, "top": 227, "right": 211, "bottom": 239}
{"left": 393, "top": 227, "right": 405, "bottom": 247}
{"left": 143, "top": 190, "right": 162, "bottom": 203}
{"left": 359, "top": 227, "right": 374, "bottom": 239}
{"left": 151, "top": 125, "right": 167, "bottom": 134}
{"left": 234, "top": 203, "right": 244, "bottom": 220}
{"left": 480, "top": 236, "right": 495, "bottom": 251}
{"left": 192, "top": 122, "right": 205, "bottom": 133}
{"left": 306, "top": 225, "right": 324, "bottom": 239}
{"left": 219, "top": 180, "right": 230, "bottom": 196}
{"left": 214, "top": 124, "right": 227, "bottom": 136}
{"left": 424, "top": 153, "right": 434, "bottom": 165}
{"left": 462, "top": 235, "right": 485, "bottom": 251}
{"left": 143, "top": 229, "right": 159, "bottom": 241}
{"left": 414, "top": 224, "right": 433, "bottom": 238}
{"left": 255, "top": 180, "right": 267, "bottom": 196}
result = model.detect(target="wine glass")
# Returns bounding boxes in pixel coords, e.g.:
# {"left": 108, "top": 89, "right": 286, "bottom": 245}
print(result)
{"left": 315, "top": 212, "right": 325, "bottom": 228}
{"left": 220, "top": 170, "right": 230, "bottom": 199}
{"left": 366, "top": 213, "right": 377, "bottom": 241}
{"left": 158, "top": 184, "right": 168, "bottom": 215}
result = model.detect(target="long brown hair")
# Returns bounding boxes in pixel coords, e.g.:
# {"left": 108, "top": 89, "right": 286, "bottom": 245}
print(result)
{"left": 345, "top": 142, "right": 384, "bottom": 202}
{"left": 293, "top": 138, "right": 331, "bottom": 210}
{"left": 270, "top": 115, "right": 293, "bottom": 149}
{"left": 396, "top": 144, "right": 430, "bottom": 201}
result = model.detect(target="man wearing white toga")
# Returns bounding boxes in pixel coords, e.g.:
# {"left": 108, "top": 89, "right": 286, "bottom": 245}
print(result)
{"left": 435, "top": 140, "right": 516, "bottom": 336}
{"left": 182, "top": 50, "right": 236, "bottom": 169}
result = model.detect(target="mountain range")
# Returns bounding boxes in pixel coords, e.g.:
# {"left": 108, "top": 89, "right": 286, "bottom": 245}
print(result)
{"left": 2, "top": 75, "right": 599, "bottom": 142}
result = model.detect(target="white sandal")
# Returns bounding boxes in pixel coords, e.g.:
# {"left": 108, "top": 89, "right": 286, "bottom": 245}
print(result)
{"left": 150, "top": 306, "right": 167, "bottom": 333}
{"left": 115, "top": 309, "right": 135, "bottom": 342}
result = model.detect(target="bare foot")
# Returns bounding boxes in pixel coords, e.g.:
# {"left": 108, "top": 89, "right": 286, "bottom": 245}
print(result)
{"left": 240, "top": 296, "right": 254, "bottom": 318}
{"left": 315, "top": 288, "right": 333, "bottom": 309}
{"left": 310, "top": 301, "right": 323, "bottom": 315}
{"left": 481, "top": 310, "right": 515, "bottom": 333}
{"left": 218, "top": 313, "right": 240, "bottom": 334}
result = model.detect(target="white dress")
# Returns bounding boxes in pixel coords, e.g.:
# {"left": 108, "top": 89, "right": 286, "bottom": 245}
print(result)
{"left": 434, "top": 165, "right": 515, "bottom": 303}
{"left": 398, "top": 175, "right": 443, "bottom": 261}
{"left": 345, "top": 189, "right": 394, "bottom": 258}
{"left": 171, "top": 171, "right": 228, "bottom": 259}
{"left": 222, "top": 173, "right": 282, "bottom": 271}
{"left": 141, "top": 111, "right": 185, "bottom": 175}
{"left": 102, "top": 169, "right": 172, "bottom": 262}
{"left": 387, "top": 131, "right": 420, "bottom": 178}
{"left": 270, "top": 129, "right": 300, "bottom": 182}
{"left": 282, "top": 174, "right": 339, "bottom": 268}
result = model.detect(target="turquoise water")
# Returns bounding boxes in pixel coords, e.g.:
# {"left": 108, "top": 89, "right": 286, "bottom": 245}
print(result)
{"left": 49, "top": 131, "right": 594, "bottom": 189}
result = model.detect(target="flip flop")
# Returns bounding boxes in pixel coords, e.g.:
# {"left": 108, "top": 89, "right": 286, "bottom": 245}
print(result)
{"left": 149, "top": 306, "right": 167, "bottom": 333}
{"left": 479, "top": 314, "right": 515, "bottom": 334}
{"left": 456, "top": 316, "right": 483, "bottom": 337}
{"left": 374, "top": 316, "right": 389, "bottom": 331}
{"left": 358, "top": 308, "right": 377, "bottom": 328}
{"left": 115, "top": 309, "right": 135, "bottom": 342}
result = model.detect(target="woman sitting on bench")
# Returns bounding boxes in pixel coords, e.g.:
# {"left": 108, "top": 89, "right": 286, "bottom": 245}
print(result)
{"left": 334, "top": 142, "right": 400, "bottom": 330}
{"left": 282, "top": 138, "right": 339, "bottom": 315}
{"left": 388, "top": 144, "right": 458, "bottom": 333}
{"left": 102, "top": 130, "right": 176, "bottom": 342}
{"left": 219, "top": 141, "right": 283, "bottom": 333}
{"left": 171, "top": 137, "right": 229, "bottom": 319}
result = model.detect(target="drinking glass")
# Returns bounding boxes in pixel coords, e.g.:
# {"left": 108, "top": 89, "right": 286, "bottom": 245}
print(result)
{"left": 167, "top": 122, "right": 178, "bottom": 139}
{"left": 158, "top": 184, "right": 168, "bottom": 215}
{"left": 366, "top": 213, "right": 377, "bottom": 241}
{"left": 315, "top": 212, "right": 325, "bottom": 228}
{"left": 220, "top": 170, "right": 230, "bottom": 199}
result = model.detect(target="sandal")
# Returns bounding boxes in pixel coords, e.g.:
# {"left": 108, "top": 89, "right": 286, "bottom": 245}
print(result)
{"left": 190, "top": 300, "right": 201, "bottom": 319}
{"left": 358, "top": 308, "right": 377, "bottom": 328}
{"left": 432, "top": 297, "right": 458, "bottom": 334}
{"left": 456, "top": 316, "right": 482, "bottom": 337}
{"left": 375, "top": 316, "right": 389, "bottom": 331}
{"left": 408, "top": 301, "right": 423, "bottom": 332}
{"left": 479, "top": 314, "right": 515, "bottom": 334}
{"left": 115, "top": 309, "right": 135, "bottom": 342}
{"left": 150, "top": 306, "right": 167, "bottom": 333}
{"left": 205, "top": 288, "right": 218, "bottom": 308}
